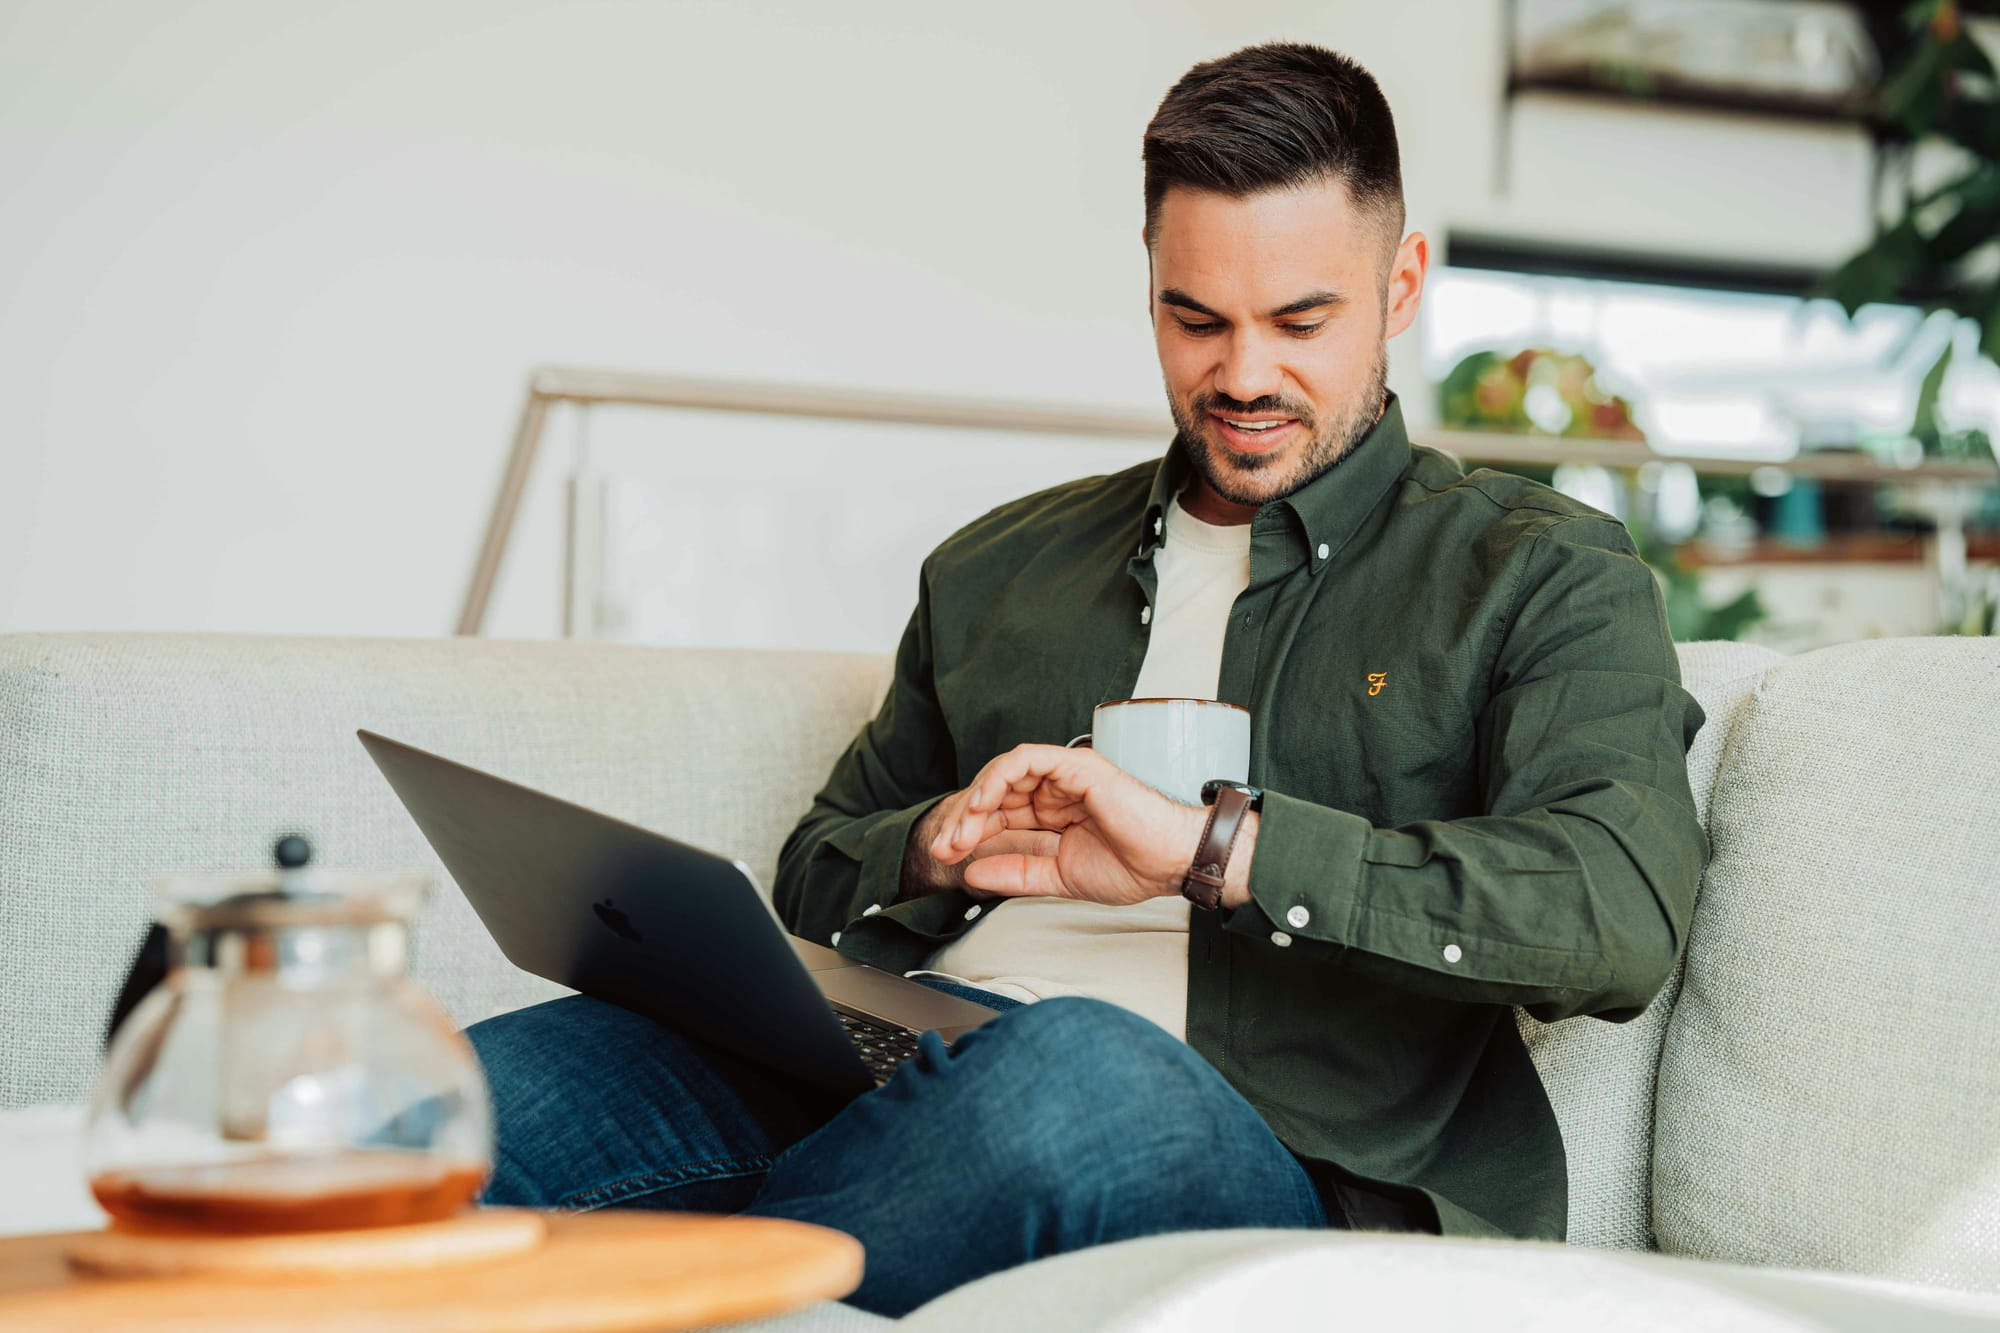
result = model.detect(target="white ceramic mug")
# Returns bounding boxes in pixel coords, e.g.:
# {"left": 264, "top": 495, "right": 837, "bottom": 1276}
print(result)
{"left": 1067, "top": 698, "right": 1251, "bottom": 805}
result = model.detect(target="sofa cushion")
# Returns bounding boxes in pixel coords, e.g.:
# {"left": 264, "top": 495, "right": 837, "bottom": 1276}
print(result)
{"left": 1516, "top": 640, "right": 1783, "bottom": 1250}
{"left": 0, "top": 634, "right": 889, "bottom": 1109}
{"left": 1653, "top": 636, "right": 2000, "bottom": 1293}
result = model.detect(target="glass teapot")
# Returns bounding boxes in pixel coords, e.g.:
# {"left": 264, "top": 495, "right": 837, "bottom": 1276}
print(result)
{"left": 84, "top": 837, "right": 493, "bottom": 1233}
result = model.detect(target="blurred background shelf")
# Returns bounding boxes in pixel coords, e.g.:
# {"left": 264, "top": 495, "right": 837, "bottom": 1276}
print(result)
{"left": 1422, "top": 429, "right": 2000, "bottom": 483}
{"left": 1502, "top": 69, "right": 1876, "bottom": 129}
{"left": 1681, "top": 533, "right": 2000, "bottom": 567}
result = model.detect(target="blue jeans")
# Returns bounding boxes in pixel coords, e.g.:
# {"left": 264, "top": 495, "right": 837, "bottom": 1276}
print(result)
{"left": 466, "top": 990, "right": 1339, "bottom": 1317}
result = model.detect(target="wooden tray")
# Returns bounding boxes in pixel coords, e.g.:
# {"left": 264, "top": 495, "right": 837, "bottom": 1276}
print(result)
{"left": 64, "top": 1209, "right": 547, "bottom": 1280}
{"left": 0, "top": 1211, "right": 864, "bottom": 1332}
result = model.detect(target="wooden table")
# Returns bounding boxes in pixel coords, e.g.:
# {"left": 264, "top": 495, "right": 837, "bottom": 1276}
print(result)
{"left": 0, "top": 1211, "right": 864, "bottom": 1332}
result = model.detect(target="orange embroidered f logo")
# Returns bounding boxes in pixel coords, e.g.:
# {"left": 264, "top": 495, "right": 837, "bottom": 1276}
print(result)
{"left": 1366, "top": 672, "right": 1387, "bottom": 696}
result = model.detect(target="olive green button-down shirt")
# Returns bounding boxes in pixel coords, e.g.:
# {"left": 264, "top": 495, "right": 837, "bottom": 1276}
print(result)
{"left": 773, "top": 395, "right": 1708, "bottom": 1240}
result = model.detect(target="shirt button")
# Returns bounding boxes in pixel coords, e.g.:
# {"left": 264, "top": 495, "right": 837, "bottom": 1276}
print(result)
{"left": 1270, "top": 931, "right": 1293, "bottom": 948}
{"left": 1140, "top": 606, "right": 1152, "bottom": 625}
{"left": 831, "top": 931, "right": 842, "bottom": 946}
{"left": 964, "top": 904, "right": 983, "bottom": 921}
{"left": 1443, "top": 943, "right": 1463, "bottom": 963}
{"left": 1153, "top": 515, "right": 1163, "bottom": 535}
{"left": 862, "top": 903, "right": 882, "bottom": 917}
{"left": 1285, "top": 905, "right": 1310, "bottom": 929}
{"left": 1316, "top": 542, "right": 1330, "bottom": 560}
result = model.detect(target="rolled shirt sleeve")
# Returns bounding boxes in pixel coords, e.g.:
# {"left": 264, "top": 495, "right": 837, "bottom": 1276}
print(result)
{"left": 1225, "top": 515, "right": 1709, "bottom": 1023}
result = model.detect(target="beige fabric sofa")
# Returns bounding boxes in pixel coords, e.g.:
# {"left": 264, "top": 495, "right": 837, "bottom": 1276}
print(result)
{"left": 2, "top": 632, "right": 1996, "bottom": 1330}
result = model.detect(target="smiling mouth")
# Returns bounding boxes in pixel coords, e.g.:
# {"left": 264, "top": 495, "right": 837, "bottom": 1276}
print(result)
{"left": 1210, "top": 414, "right": 1300, "bottom": 453}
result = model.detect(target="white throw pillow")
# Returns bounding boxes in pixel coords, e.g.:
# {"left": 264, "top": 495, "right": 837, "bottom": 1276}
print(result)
{"left": 1653, "top": 636, "right": 2000, "bottom": 1293}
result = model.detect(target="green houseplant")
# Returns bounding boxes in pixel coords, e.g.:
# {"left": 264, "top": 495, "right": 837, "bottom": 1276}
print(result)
{"left": 1825, "top": 1, "right": 1999, "bottom": 634}
{"left": 1436, "top": 348, "right": 1769, "bottom": 641}
{"left": 1824, "top": 0, "right": 2000, "bottom": 451}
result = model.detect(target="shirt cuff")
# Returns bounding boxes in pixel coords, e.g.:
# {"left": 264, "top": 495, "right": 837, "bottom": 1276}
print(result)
{"left": 826, "top": 794, "right": 982, "bottom": 974}
{"left": 848, "top": 794, "right": 946, "bottom": 919}
{"left": 1224, "top": 788, "right": 1370, "bottom": 951}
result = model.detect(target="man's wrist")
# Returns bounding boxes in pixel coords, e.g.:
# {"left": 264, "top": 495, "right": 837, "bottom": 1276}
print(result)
{"left": 897, "top": 799, "right": 957, "bottom": 902}
{"left": 900, "top": 795, "right": 1003, "bottom": 904}
{"left": 1172, "top": 801, "right": 1258, "bottom": 910}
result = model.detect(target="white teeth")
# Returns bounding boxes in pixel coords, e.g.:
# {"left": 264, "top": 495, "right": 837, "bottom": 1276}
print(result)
{"left": 1227, "top": 420, "right": 1284, "bottom": 432}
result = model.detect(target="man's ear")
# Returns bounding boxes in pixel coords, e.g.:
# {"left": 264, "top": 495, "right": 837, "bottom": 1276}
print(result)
{"left": 1384, "top": 230, "right": 1429, "bottom": 340}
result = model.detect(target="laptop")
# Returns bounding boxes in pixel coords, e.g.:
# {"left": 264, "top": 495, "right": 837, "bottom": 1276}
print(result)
{"left": 356, "top": 729, "right": 1001, "bottom": 1100}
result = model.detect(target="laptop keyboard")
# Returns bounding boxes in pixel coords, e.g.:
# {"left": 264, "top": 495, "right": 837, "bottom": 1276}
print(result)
{"left": 836, "top": 1010, "right": 924, "bottom": 1084}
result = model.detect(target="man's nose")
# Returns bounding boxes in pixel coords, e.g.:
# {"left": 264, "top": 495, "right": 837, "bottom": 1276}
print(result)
{"left": 1213, "top": 332, "right": 1284, "bottom": 406}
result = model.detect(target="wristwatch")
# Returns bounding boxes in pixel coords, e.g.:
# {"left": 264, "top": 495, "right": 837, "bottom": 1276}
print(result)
{"left": 1181, "top": 780, "right": 1264, "bottom": 911}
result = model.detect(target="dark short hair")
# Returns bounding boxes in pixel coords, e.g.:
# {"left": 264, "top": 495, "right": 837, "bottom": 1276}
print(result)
{"left": 1142, "top": 42, "right": 1404, "bottom": 250}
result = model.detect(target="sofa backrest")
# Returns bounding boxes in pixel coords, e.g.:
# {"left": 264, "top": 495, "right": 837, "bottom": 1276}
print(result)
{"left": 0, "top": 630, "right": 1794, "bottom": 1220}
{"left": 0, "top": 634, "right": 889, "bottom": 1108}
{"left": 1516, "top": 640, "right": 1783, "bottom": 1251}
{"left": 1652, "top": 636, "right": 2000, "bottom": 1295}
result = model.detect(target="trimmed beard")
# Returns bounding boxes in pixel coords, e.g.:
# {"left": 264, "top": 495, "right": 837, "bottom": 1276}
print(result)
{"left": 1168, "top": 342, "right": 1390, "bottom": 510}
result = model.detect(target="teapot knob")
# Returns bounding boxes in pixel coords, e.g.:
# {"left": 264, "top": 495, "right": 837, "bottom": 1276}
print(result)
{"left": 274, "top": 835, "right": 312, "bottom": 869}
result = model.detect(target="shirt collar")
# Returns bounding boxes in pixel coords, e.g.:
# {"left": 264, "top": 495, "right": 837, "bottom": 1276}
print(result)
{"left": 1137, "top": 392, "right": 1413, "bottom": 573}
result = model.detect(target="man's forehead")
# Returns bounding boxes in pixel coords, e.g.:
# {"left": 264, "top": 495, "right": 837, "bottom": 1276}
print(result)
{"left": 1150, "top": 181, "right": 1383, "bottom": 301}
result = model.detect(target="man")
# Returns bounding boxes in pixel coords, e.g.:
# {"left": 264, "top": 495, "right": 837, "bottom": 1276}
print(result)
{"left": 469, "top": 41, "right": 1707, "bottom": 1317}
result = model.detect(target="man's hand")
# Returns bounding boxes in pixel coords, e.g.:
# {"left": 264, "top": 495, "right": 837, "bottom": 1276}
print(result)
{"left": 899, "top": 802, "right": 1058, "bottom": 902}
{"left": 924, "top": 743, "right": 1234, "bottom": 906}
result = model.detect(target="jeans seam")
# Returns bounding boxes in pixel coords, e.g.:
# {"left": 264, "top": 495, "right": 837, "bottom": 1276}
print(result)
{"left": 558, "top": 1152, "right": 780, "bottom": 1211}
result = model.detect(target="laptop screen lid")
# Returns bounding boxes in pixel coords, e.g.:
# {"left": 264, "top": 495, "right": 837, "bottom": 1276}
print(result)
{"left": 355, "top": 729, "right": 874, "bottom": 1096}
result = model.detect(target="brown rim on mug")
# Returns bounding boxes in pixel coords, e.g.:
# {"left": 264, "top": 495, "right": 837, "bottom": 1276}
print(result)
{"left": 1093, "top": 698, "right": 1250, "bottom": 712}
{"left": 1067, "top": 697, "right": 1249, "bottom": 748}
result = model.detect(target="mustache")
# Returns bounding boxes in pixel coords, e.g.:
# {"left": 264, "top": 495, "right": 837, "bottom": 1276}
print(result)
{"left": 1192, "top": 391, "right": 1313, "bottom": 422}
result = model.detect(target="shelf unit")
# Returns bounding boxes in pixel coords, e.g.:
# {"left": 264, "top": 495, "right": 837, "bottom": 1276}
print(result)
{"left": 1492, "top": 0, "right": 1905, "bottom": 197}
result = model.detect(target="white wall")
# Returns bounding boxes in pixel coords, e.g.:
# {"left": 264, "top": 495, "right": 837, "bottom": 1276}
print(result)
{"left": 0, "top": 0, "right": 1893, "bottom": 647}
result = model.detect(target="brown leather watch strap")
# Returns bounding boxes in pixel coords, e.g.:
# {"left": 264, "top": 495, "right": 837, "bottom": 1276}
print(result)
{"left": 1182, "top": 784, "right": 1255, "bottom": 911}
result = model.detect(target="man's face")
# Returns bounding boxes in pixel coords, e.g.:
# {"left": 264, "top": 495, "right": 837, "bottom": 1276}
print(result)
{"left": 1149, "top": 179, "right": 1423, "bottom": 511}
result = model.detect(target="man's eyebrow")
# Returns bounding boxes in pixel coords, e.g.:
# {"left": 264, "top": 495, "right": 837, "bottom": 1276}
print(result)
{"left": 1268, "top": 289, "right": 1345, "bottom": 318}
{"left": 1157, "top": 288, "right": 1348, "bottom": 321}
{"left": 1158, "top": 288, "right": 1221, "bottom": 319}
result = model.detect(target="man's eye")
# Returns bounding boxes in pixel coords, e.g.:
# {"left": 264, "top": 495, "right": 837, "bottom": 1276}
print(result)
{"left": 1281, "top": 323, "right": 1325, "bottom": 337}
{"left": 1173, "top": 318, "right": 1222, "bottom": 336}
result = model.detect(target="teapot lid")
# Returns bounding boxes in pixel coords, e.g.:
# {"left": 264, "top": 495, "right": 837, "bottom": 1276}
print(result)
{"left": 153, "top": 836, "right": 428, "bottom": 931}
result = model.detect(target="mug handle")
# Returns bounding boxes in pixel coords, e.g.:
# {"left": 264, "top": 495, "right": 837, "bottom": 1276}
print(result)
{"left": 1065, "top": 734, "right": 1093, "bottom": 749}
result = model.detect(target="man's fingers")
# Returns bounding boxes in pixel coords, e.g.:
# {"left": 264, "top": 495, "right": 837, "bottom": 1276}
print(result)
{"left": 929, "top": 796, "right": 1006, "bottom": 865}
{"left": 951, "top": 832, "right": 1058, "bottom": 895}
{"left": 962, "top": 852, "right": 1071, "bottom": 899}
{"left": 964, "top": 744, "right": 1097, "bottom": 814}
{"left": 936, "top": 742, "right": 1111, "bottom": 863}
{"left": 934, "top": 804, "right": 1072, "bottom": 866}
{"left": 970, "top": 830, "right": 1060, "bottom": 861}
{"left": 978, "top": 798, "right": 1085, "bottom": 843}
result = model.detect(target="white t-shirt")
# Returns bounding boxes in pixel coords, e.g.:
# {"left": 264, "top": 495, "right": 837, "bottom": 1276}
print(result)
{"left": 913, "top": 492, "right": 1253, "bottom": 1038}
